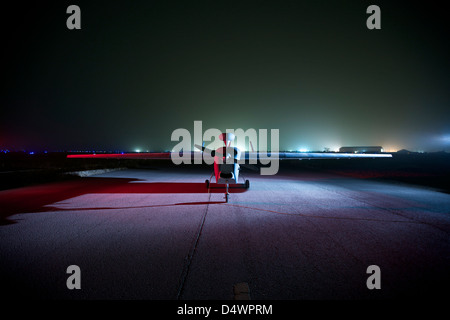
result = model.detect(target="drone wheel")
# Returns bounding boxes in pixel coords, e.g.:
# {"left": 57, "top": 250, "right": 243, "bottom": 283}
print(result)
{"left": 245, "top": 180, "right": 250, "bottom": 188}
{"left": 205, "top": 180, "right": 209, "bottom": 189}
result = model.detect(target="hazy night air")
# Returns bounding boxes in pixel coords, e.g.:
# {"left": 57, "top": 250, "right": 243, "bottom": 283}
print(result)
{"left": 1, "top": 1, "right": 449, "bottom": 153}
{"left": 1, "top": 1, "right": 450, "bottom": 305}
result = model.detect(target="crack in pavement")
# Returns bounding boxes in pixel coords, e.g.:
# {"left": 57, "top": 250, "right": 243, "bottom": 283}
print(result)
{"left": 176, "top": 192, "right": 212, "bottom": 300}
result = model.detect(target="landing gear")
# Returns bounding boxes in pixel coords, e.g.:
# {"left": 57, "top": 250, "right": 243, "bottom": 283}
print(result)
{"left": 206, "top": 177, "right": 249, "bottom": 203}
{"left": 225, "top": 183, "right": 229, "bottom": 202}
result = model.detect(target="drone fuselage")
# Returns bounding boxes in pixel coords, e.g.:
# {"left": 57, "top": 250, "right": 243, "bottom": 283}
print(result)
{"left": 213, "top": 146, "right": 241, "bottom": 184}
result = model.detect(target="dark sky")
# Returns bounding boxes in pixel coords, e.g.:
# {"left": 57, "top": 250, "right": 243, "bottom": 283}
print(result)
{"left": 2, "top": 0, "right": 449, "bottom": 152}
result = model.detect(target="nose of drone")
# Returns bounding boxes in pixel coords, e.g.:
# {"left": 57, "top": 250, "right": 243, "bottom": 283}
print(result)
{"left": 219, "top": 132, "right": 235, "bottom": 143}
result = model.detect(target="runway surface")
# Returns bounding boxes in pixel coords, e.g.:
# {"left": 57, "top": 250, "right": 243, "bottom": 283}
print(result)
{"left": 1, "top": 167, "right": 449, "bottom": 300}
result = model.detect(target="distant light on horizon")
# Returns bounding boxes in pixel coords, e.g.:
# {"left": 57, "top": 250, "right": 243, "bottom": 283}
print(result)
{"left": 441, "top": 135, "right": 450, "bottom": 143}
{"left": 329, "top": 146, "right": 340, "bottom": 152}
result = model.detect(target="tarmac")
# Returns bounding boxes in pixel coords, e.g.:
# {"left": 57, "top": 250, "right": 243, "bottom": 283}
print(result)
{"left": 0, "top": 166, "right": 449, "bottom": 300}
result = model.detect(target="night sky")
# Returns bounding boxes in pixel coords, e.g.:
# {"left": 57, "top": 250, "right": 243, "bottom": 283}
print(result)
{"left": 2, "top": 1, "right": 449, "bottom": 152}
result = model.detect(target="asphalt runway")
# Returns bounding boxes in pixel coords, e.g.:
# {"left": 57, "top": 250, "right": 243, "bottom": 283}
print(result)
{"left": 1, "top": 167, "right": 449, "bottom": 300}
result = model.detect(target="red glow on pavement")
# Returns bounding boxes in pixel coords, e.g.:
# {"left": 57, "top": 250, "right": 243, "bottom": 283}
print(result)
{"left": 0, "top": 178, "right": 247, "bottom": 225}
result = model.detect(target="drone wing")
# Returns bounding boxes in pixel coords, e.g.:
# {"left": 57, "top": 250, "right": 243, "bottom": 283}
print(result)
{"left": 244, "top": 152, "right": 392, "bottom": 161}
{"left": 67, "top": 150, "right": 392, "bottom": 161}
{"left": 66, "top": 152, "right": 173, "bottom": 159}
